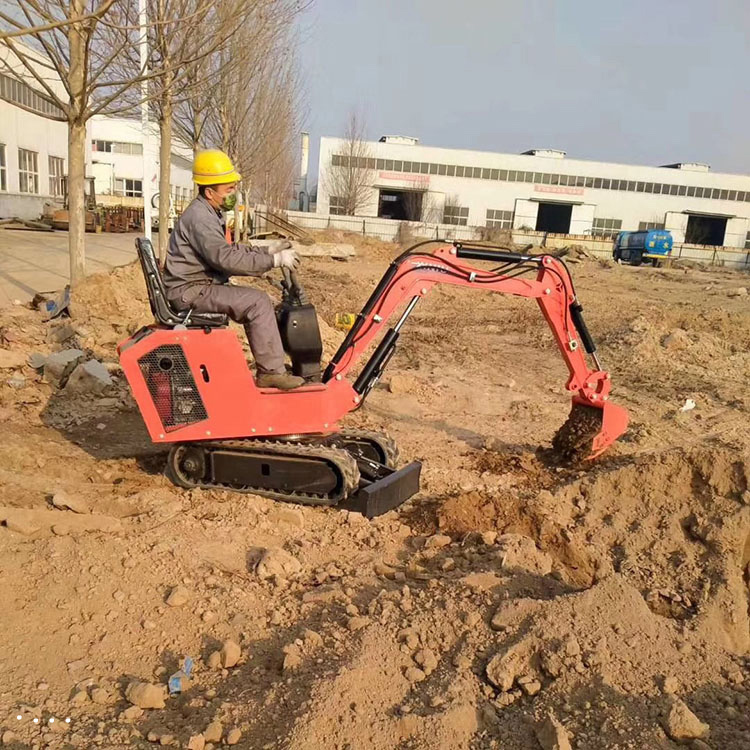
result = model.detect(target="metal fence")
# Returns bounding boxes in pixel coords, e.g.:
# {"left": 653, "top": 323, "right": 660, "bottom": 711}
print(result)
{"left": 280, "top": 210, "right": 750, "bottom": 270}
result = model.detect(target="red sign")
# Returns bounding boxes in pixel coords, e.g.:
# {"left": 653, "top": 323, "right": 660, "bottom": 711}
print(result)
{"left": 378, "top": 171, "right": 430, "bottom": 185}
{"left": 534, "top": 184, "right": 584, "bottom": 196}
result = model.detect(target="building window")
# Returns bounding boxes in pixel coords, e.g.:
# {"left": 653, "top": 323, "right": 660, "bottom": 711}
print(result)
{"left": 0, "top": 144, "right": 6, "bottom": 191}
{"left": 18, "top": 148, "right": 39, "bottom": 194}
{"left": 48, "top": 156, "right": 64, "bottom": 197}
{"left": 638, "top": 221, "right": 665, "bottom": 231}
{"left": 745, "top": 231, "right": 750, "bottom": 250}
{"left": 486, "top": 209, "right": 513, "bottom": 229}
{"left": 329, "top": 196, "right": 347, "bottom": 215}
{"left": 443, "top": 205, "right": 469, "bottom": 226}
{"left": 592, "top": 217, "right": 622, "bottom": 238}
{"left": 114, "top": 178, "right": 143, "bottom": 197}
{"left": 0, "top": 73, "right": 64, "bottom": 119}
{"left": 92, "top": 139, "right": 143, "bottom": 155}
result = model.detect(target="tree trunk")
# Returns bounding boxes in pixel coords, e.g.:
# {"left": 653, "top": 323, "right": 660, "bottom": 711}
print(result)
{"left": 67, "top": 0, "right": 87, "bottom": 287}
{"left": 67, "top": 120, "right": 87, "bottom": 286}
{"left": 158, "top": 87, "right": 174, "bottom": 263}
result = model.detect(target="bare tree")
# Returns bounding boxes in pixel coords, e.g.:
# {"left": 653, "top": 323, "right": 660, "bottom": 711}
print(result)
{"left": 185, "top": 0, "right": 308, "bottom": 211}
{"left": 0, "top": 0, "right": 248, "bottom": 282}
{"left": 322, "top": 111, "right": 374, "bottom": 216}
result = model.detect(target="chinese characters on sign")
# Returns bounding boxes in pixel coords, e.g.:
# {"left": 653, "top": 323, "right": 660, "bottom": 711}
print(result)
{"left": 534, "top": 185, "right": 585, "bottom": 196}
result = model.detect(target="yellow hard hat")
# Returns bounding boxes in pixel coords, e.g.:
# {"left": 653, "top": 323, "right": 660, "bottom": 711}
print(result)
{"left": 192, "top": 149, "right": 241, "bottom": 186}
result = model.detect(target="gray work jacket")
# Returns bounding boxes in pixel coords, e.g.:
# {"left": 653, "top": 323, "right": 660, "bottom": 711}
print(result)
{"left": 163, "top": 195, "right": 273, "bottom": 305}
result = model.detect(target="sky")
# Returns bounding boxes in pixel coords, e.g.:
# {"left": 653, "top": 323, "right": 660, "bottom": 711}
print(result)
{"left": 299, "top": 0, "right": 750, "bottom": 184}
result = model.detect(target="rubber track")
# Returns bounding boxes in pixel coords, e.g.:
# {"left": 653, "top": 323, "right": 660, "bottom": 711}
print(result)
{"left": 326, "top": 428, "right": 400, "bottom": 469}
{"left": 168, "top": 439, "right": 360, "bottom": 506}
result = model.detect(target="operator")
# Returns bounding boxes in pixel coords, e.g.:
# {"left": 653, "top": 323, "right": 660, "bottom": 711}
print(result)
{"left": 163, "top": 149, "right": 304, "bottom": 390}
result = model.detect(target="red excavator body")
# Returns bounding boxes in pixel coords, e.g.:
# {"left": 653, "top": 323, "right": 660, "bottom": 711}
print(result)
{"left": 119, "top": 239, "right": 628, "bottom": 516}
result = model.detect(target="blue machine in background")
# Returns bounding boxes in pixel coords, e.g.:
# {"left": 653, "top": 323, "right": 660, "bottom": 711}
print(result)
{"left": 613, "top": 230, "right": 673, "bottom": 266}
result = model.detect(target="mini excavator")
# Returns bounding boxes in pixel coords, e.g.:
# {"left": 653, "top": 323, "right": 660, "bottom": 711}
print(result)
{"left": 119, "top": 239, "right": 628, "bottom": 517}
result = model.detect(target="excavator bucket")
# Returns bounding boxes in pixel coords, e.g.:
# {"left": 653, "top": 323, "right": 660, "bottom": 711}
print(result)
{"left": 552, "top": 398, "right": 629, "bottom": 462}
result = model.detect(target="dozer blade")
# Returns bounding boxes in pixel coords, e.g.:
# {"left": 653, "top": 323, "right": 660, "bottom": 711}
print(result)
{"left": 552, "top": 398, "right": 629, "bottom": 462}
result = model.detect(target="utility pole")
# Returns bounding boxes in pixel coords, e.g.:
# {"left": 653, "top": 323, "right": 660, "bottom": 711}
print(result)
{"left": 139, "top": 0, "right": 152, "bottom": 240}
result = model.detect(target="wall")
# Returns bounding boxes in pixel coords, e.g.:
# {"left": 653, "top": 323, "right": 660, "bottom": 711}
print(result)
{"left": 0, "top": 100, "right": 69, "bottom": 219}
{"left": 283, "top": 209, "right": 750, "bottom": 270}
{"left": 89, "top": 116, "right": 193, "bottom": 205}
{"left": 317, "top": 137, "right": 750, "bottom": 248}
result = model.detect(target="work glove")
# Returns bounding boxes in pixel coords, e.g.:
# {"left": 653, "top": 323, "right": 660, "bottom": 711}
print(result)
{"left": 267, "top": 239, "right": 292, "bottom": 255}
{"left": 273, "top": 248, "right": 300, "bottom": 270}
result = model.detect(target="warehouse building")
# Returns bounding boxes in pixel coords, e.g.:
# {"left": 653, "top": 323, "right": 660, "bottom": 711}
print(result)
{"left": 0, "top": 42, "right": 192, "bottom": 221}
{"left": 317, "top": 136, "right": 750, "bottom": 249}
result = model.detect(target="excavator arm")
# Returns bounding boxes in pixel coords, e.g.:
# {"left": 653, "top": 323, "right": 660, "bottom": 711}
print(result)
{"left": 324, "top": 242, "right": 628, "bottom": 460}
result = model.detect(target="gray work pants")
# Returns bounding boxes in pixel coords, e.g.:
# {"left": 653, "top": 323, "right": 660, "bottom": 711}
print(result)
{"left": 176, "top": 284, "right": 285, "bottom": 375}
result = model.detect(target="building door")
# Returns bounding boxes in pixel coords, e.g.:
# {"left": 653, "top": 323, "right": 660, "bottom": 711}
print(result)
{"left": 377, "top": 189, "right": 423, "bottom": 221}
{"left": 513, "top": 199, "right": 538, "bottom": 230}
{"left": 685, "top": 214, "right": 727, "bottom": 246}
{"left": 570, "top": 204, "right": 595, "bottom": 234}
{"left": 536, "top": 202, "right": 572, "bottom": 233}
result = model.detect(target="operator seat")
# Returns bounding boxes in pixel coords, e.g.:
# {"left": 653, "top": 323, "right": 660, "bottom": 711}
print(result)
{"left": 135, "top": 237, "right": 228, "bottom": 328}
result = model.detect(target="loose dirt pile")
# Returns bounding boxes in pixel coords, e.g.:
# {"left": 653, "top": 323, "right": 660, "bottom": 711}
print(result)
{"left": 0, "top": 238, "right": 748, "bottom": 749}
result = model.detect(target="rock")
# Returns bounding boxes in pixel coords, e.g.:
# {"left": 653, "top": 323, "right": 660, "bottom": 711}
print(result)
{"left": 0, "top": 349, "right": 26, "bottom": 369}
{"left": 521, "top": 680, "right": 542, "bottom": 696}
{"left": 70, "top": 690, "right": 88, "bottom": 704}
{"left": 90, "top": 687, "right": 111, "bottom": 705}
{"left": 347, "top": 616, "right": 369, "bottom": 632}
{"left": 27, "top": 352, "right": 47, "bottom": 370}
{"left": 662, "top": 675, "right": 679, "bottom": 694}
{"left": 414, "top": 649, "right": 438, "bottom": 674}
{"left": 255, "top": 548, "right": 302, "bottom": 580}
{"left": 120, "top": 705, "right": 143, "bottom": 720}
{"left": 5, "top": 510, "right": 41, "bottom": 536}
{"left": 226, "top": 728, "right": 241, "bottom": 745}
{"left": 207, "top": 651, "right": 221, "bottom": 669}
{"left": 268, "top": 507, "right": 304, "bottom": 528}
{"left": 166, "top": 585, "right": 189, "bottom": 607}
{"left": 52, "top": 490, "right": 90, "bottom": 515}
{"left": 220, "top": 640, "right": 241, "bottom": 668}
{"left": 159, "top": 735, "right": 174, "bottom": 746}
{"left": 2, "top": 731, "right": 17, "bottom": 745}
{"left": 481, "top": 531, "right": 498, "bottom": 545}
{"left": 43, "top": 349, "right": 85, "bottom": 387}
{"left": 388, "top": 373, "right": 418, "bottom": 394}
{"left": 65, "top": 360, "right": 113, "bottom": 395}
{"left": 303, "top": 629, "right": 324, "bottom": 649}
{"left": 186, "top": 735, "right": 205, "bottom": 750}
{"left": 7, "top": 375, "right": 25, "bottom": 389}
{"left": 424, "top": 534, "right": 452, "bottom": 549}
{"left": 404, "top": 667, "right": 426, "bottom": 683}
{"left": 486, "top": 645, "right": 526, "bottom": 692}
{"left": 203, "top": 721, "right": 222, "bottom": 743}
{"left": 661, "top": 329, "right": 691, "bottom": 351}
{"left": 536, "top": 712, "right": 572, "bottom": 750}
{"left": 124, "top": 681, "right": 166, "bottom": 709}
{"left": 496, "top": 534, "right": 552, "bottom": 576}
{"left": 48, "top": 322, "right": 76, "bottom": 344}
{"left": 662, "top": 697, "right": 709, "bottom": 741}
{"left": 728, "top": 287, "right": 748, "bottom": 298}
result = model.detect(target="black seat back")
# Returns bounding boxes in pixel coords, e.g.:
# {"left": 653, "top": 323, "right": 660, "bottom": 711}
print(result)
{"left": 135, "top": 237, "right": 227, "bottom": 328}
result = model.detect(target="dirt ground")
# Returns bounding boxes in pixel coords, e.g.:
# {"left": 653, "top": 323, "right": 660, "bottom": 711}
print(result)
{"left": 0, "top": 233, "right": 749, "bottom": 750}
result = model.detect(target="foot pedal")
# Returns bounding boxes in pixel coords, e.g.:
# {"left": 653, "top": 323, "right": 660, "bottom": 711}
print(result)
{"left": 342, "top": 462, "right": 421, "bottom": 519}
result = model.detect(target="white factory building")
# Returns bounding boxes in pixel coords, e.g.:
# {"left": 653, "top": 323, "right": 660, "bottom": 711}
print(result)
{"left": 0, "top": 42, "right": 193, "bottom": 221}
{"left": 317, "top": 136, "right": 750, "bottom": 249}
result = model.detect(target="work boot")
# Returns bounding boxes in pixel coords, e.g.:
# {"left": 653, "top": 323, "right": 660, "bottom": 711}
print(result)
{"left": 256, "top": 372, "right": 305, "bottom": 390}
